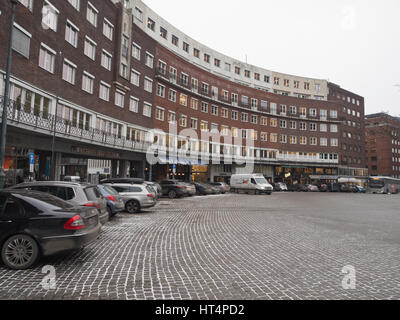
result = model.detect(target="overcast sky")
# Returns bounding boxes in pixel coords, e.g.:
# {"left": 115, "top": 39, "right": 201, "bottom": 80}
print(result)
{"left": 142, "top": 0, "right": 400, "bottom": 116}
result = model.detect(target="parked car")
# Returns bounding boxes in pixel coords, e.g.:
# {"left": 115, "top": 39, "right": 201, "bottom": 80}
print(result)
{"left": 207, "top": 184, "right": 221, "bottom": 195}
{"left": 0, "top": 190, "right": 101, "bottom": 270}
{"left": 8, "top": 182, "right": 109, "bottom": 225}
{"left": 298, "top": 184, "right": 310, "bottom": 192}
{"left": 158, "top": 180, "right": 189, "bottom": 199}
{"left": 179, "top": 182, "right": 196, "bottom": 196}
{"left": 230, "top": 174, "right": 273, "bottom": 195}
{"left": 209, "top": 182, "right": 230, "bottom": 194}
{"left": 144, "top": 182, "right": 162, "bottom": 199}
{"left": 96, "top": 185, "right": 125, "bottom": 218}
{"left": 272, "top": 182, "right": 288, "bottom": 192}
{"left": 355, "top": 185, "right": 366, "bottom": 193}
{"left": 106, "top": 184, "right": 157, "bottom": 214}
{"left": 193, "top": 183, "right": 214, "bottom": 196}
{"left": 307, "top": 184, "right": 320, "bottom": 192}
{"left": 100, "top": 178, "right": 145, "bottom": 185}
{"left": 318, "top": 184, "right": 329, "bottom": 192}
{"left": 339, "top": 184, "right": 351, "bottom": 193}
{"left": 287, "top": 184, "right": 300, "bottom": 192}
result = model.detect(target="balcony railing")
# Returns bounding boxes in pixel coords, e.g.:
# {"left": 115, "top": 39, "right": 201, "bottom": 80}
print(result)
{"left": 0, "top": 96, "right": 151, "bottom": 153}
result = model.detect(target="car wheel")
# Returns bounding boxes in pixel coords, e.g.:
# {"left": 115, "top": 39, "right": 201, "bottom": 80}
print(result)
{"left": 107, "top": 206, "right": 113, "bottom": 219}
{"left": 1, "top": 234, "right": 39, "bottom": 270}
{"left": 126, "top": 200, "right": 140, "bottom": 214}
{"left": 168, "top": 190, "right": 177, "bottom": 199}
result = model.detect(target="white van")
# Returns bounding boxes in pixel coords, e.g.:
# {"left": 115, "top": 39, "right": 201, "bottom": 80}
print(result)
{"left": 230, "top": 174, "right": 273, "bottom": 195}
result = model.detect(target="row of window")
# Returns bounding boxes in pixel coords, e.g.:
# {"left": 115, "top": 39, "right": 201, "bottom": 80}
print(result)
{"left": 138, "top": 7, "right": 327, "bottom": 93}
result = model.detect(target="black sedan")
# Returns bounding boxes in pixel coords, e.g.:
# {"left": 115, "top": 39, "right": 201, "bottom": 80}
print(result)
{"left": 0, "top": 190, "right": 101, "bottom": 270}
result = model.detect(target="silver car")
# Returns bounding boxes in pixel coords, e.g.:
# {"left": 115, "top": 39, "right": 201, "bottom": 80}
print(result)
{"left": 106, "top": 183, "right": 157, "bottom": 214}
{"left": 8, "top": 181, "right": 109, "bottom": 225}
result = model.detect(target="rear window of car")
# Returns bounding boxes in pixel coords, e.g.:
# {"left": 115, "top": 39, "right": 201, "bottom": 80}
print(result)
{"left": 84, "top": 187, "right": 101, "bottom": 201}
{"left": 103, "top": 186, "right": 119, "bottom": 195}
{"left": 27, "top": 185, "right": 75, "bottom": 201}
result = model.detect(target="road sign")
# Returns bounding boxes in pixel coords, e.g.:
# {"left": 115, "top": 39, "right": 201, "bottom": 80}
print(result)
{"left": 29, "top": 153, "right": 35, "bottom": 165}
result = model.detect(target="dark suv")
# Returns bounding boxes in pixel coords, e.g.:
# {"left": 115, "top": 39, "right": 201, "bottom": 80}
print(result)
{"left": 8, "top": 182, "right": 108, "bottom": 225}
{"left": 159, "top": 180, "right": 188, "bottom": 199}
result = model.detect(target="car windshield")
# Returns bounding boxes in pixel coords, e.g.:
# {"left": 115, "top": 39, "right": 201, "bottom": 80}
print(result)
{"left": 255, "top": 178, "right": 267, "bottom": 184}
{"left": 369, "top": 180, "right": 384, "bottom": 188}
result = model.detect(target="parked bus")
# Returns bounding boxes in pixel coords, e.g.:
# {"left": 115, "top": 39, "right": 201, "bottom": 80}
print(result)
{"left": 367, "top": 176, "right": 400, "bottom": 194}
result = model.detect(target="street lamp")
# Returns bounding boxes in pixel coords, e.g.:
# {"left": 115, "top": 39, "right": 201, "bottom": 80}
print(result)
{"left": 0, "top": 0, "right": 19, "bottom": 189}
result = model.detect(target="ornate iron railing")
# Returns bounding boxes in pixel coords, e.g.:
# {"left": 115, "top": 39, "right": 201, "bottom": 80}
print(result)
{"left": 0, "top": 96, "right": 151, "bottom": 153}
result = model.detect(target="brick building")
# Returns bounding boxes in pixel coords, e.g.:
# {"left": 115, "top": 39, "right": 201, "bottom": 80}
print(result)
{"left": 365, "top": 113, "right": 400, "bottom": 178}
{"left": 0, "top": 0, "right": 368, "bottom": 185}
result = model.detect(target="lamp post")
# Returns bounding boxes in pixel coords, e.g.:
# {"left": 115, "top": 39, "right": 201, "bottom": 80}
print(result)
{"left": 0, "top": 0, "right": 19, "bottom": 189}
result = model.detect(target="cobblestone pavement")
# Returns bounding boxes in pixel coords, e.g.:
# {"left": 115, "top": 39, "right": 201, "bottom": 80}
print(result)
{"left": 0, "top": 192, "right": 399, "bottom": 300}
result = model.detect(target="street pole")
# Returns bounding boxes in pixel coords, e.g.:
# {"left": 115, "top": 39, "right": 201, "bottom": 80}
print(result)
{"left": 0, "top": 0, "right": 19, "bottom": 189}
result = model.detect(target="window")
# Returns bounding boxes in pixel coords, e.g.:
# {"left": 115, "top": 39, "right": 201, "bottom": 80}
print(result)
{"left": 284, "top": 79, "right": 290, "bottom": 87}
{"left": 330, "top": 124, "right": 338, "bottom": 133}
{"left": 169, "top": 67, "right": 177, "bottom": 83}
{"left": 320, "top": 138, "right": 328, "bottom": 146}
{"left": 251, "top": 98, "right": 258, "bottom": 110}
{"left": 320, "top": 124, "right": 327, "bottom": 132}
{"left": 309, "top": 108, "right": 317, "bottom": 117}
{"left": 310, "top": 123, "right": 317, "bottom": 131}
{"left": 160, "top": 27, "right": 167, "bottom": 39}
{"left": 254, "top": 73, "right": 260, "bottom": 81}
{"left": 270, "top": 133, "right": 278, "bottom": 143}
{"left": 131, "top": 69, "right": 140, "bottom": 86}
{"left": 290, "top": 136, "right": 297, "bottom": 144}
{"left": 289, "top": 106, "right": 297, "bottom": 114}
{"left": 132, "top": 43, "right": 141, "bottom": 60}
{"left": 179, "top": 115, "right": 187, "bottom": 127}
{"left": 211, "top": 105, "right": 218, "bottom": 116}
{"left": 158, "top": 60, "right": 166, "bottom": 74}
{"left": 172, "top": 35, "right": 179, "bottom": 46}
{"left": 201, "top": 102, "right": 208, "bottom": 113}
{"left": 264, "top": 75, "right": 270, "bottom": 83}
{"left": 310, "top": 137, "right": 317, "bottom": 145}
{"left": 168, "top": 111, "right": 176, "bottom": 124}
{"left": 147, "top": 18, "right": 155, "bottom": 31}
{"left": 190, "top": 98, "right": 198, "bottom": 110}
{"left": 221, "top": 108, "right": 229, "bottom": 118}
{"left": 280, "top": 120, "right": 287, "bottom": 128}
{"left": 204, "top": 54, "right": 210, "bottom": 63}
{"left": 12, "top": 24, "right": 31, "bottom": 58}
{"left": 241, "top": 113, "right": 248, "bottom": 122}
{"left": 103, "top": 18, "right": 114, "bottom": 41}
{"left": 331, "top": 138, "right": 339, "bottom": 147}
{"left": 300, "top": 137, "right": 307, "bottom": 145}
{"left": 300, "top": 107, "right": 307, "bottom": 117}
{"left": 201, "top": 82, "right": 209, "bottom": 95}
{"left": 183, "top": 42, "right": 189, "bottom": 52}
{"left": 200, "top": 121, "right": 208, "bottom": 132}
{"left": 245, "top": 70, "right": 250, "bottom": 78}
{"left": 180, "top": 73, "right": 189, "bottom": 86}
{"left": 289, "top": 121, "right": 296, "bottom": 130}
{"left": 180, "top": 94, "right": 188, "bottom": 106}
{"left": 145, "top": 52, "right": 154, "bottom": 68}
{"left": 101, "top": 50, "right": 112, "bottom": 70}
{"left": 330, "top": 110, "right": 338, "bottom": 119}
{"left": 299, "top": 122, "right": 306, "bottom": 131}
{"left": 38, "top": 44, "right": 55, "bottom": 73}
{"left": 82, "top": 72, "right": 94, "bottom": 94}
{"left": 87, "top": 2, "right": 98, "bottom": 27}
{"left": 155, "top": 107, "right": 164, "bottom": 121}
{"left": 231, "top": 93, "right": 238, "bottom": 105}
{"left": 294, "top": 81, "right": 300, "bottom": 89}
{"left": 144, "top": 77, "right": 153, "bottom": 93}
{"left": 143, "top": 102, "right": 152, "bottom": 117}
{"left": 232, "top": 128, "right": 239, "bottom": 138}
{"left": 193, "top": 48, "right": 200, "bottom": 58}
{"left": 261, "top": 117, "right": 268, "bottom": 126}
{"left": 84, "top": 36, "right": 96, "bottom": 60}
{"left": 190, "top": 118, "right": 198, "bottom": 129}
{"left": 42, "top": 1, "right": 59, "bottom": 31}
{"left": 225, "top": 63, "right": 231, "bottom": 72}
{"left": 214, "top": 59, "right": 220, "bottom": 67}
{"left": 251, "top": 115, "right": 258, "bottom": 124}
{"left": 232, "top": 110, "right": 238, "bottom": 121}
{"left": 62, "top": 59, "right": 76, "bottom": 84}
{"left": 114, "top": 90, "right": 125, "bottom": 108}
{"left": 304, "top": 82, "right": 310, "bottom": 90}
{"left": 65, "top": 20, "right": 79, "bottom": 47}
{"left": 235, "top": 66, "right": 240, "bottom": 75}
{"left": 191, "top": 78, "right": 198, "bottom": 92}
{"left": 280, "top": 104, "right": 287, "bottom": 115}
{"left": 134, "top": 7, "right": 143, "bottom": 22}
{"left": 129, "top": 97, "right": 139, "bottom": 113}
{"left": 261, "top": 133, "right": 268, "bottom": 142}
{"left": 270, "top": 103, "right": 277, "bottom": 114}
{"left": 19, "top": 0, "right": 34, "bottom": 11}
{"left": 270, "top": 118, "right": 277, "bottom": 127}
{"left": 157, "top": 83, "right": 165, "bottom": 98}
{"left": 168, "top": 89, "right": 176, "bottom": 102}
{"left": 274, "top": 77, "right": 280, "bottom": 85}
{"left": 99, "top": 82, "right": 110, "bottom": 101}
{"left": 280, "top": 135, "right": 287, "bottom": 144}
{"left": 320, "top": 109, "right": 328, "bottom": 120}
{"left": 241, "top": 96, "right": 248, "bottom": 106}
